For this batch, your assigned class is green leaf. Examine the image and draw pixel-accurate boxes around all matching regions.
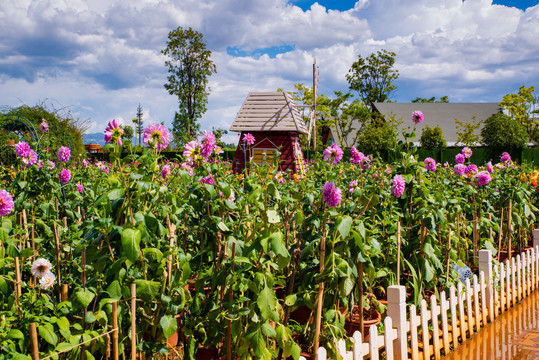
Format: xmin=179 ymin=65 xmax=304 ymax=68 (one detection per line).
xmin=85 ymin=311 xmax=97 ymax=324
xmin=284 ymin=294 xmax=297 ymax=307
xmin=121 ymin=228 xmax=141 ymax=263
xmin=261 ymin=322 xmax=277 ymax=338
xmin=75 ymin=290 xmax=95 ymax=309
xmin=6 ymin=329 xmax=24 ymax=340
xmin=336 ymin=215 xmax=353 ymax=240
xmin=57 ymin=316 xmax=71 ymax=340
xmin=257 ymin=286 xmax=278 ymax=321
xmin=106 ymin=280 xmax=122 ymax=300
xmin=134 ymin=279 xmax=160 ymax=302
xmin=38 ymin=323 xmax=59 ymax=346
xmin=160 ymin=315 xmax=178 ymax=339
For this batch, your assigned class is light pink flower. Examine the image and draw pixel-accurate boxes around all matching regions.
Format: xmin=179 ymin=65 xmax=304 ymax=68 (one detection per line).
xmin=412 ymin=110 xmax=424 ymax=124
xmin=15 ymin=142 xmax=32 ymax=158
xmin=31 ymin=258 xmax=53 ymax=277
xmin=143 ymin=123 xmax=171 ymax=150
xmin=349 ymin=180 xmax=359 ymax=193
xmin=475 ymin=171 xmax=492 ymax=186
xmin=76 ymin=183 xmax=84 ymax=193
xmin=162 ymin=164 xmax=171 ymax=179
xmin=274 ymin=172 xmax=286 ymax=184
xmin=462 ymin=147 xmax=472 ymax=159
xmin=39 ymin=272 xmax=56 ymax=290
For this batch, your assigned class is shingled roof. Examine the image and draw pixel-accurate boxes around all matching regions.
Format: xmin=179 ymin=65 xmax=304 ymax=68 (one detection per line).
xmin=230 ymin=92 xmax=309 ymax=135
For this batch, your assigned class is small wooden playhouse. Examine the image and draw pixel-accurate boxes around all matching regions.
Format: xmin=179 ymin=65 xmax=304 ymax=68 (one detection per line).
xmin=230 ymin=91 xmax=308 ymax=175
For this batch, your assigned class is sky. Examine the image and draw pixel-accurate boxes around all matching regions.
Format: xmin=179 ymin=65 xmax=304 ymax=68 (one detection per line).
xmin=1 ymin=0 xmax=538 ymax=145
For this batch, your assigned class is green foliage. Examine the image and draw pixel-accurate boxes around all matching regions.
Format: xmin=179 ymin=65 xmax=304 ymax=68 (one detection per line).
xmin=355 ymin=114 xmax=399 ymax=151
xmin=420 ymin=125 xmax=447 ymax=149
xmin=411 ymin=96 xmax=449 ymax=103
xmin=329 ymin=92 xmax=371 ymax=149
xmin=455 ymin=116 xmax=481 ymax=147
xmin=346 ymin=49 xmax=399 ymax=109
xmin=1 ymin=104 xmax=87 ymax=164
xmin=499 ymin=85 xmax=538 ymax=141
xmin=481 ymin=112 xmax=528 ymax=148
xmin=162 ymin=26 xmax=216 ymax=147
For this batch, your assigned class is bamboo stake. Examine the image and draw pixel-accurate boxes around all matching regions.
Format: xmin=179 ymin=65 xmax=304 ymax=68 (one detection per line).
xmin=166 ymin=214 xmax=176 ymax=288
xmin=445 ymin=229 xmax=453 ymax=282
xmin=29 ymin=323 xmax=39 ymax=360
xmin=396 ymin=220 xmax=401 ymax=285
xmin=507 ymin=200 xmax=513 ymax=261
xmin=112 ymin=302 xmax=119 ymax=360
xmin=419 ymin=223 xmax=427 ymax=258
xmin=357 ymin=261 xmax=364 ymax=338
xmin=488 ymin=213 xmax=493 ymax=243
xmin=226 ymin=242 xmax=236 ymax=360
xmin=22 ymin=209 xmax=29 ymax=248
xmin=473 ymin=209 xmax=478 ymax=260
xmin=457 ymin=214 xmax=461 ymax=259
xmin=313 ymin=218 xmax=327 ymax=360
xmin=497 ymin=208 xmax=504 ymax=259
xmin=61 ymin=284 xmax=68 ymax=302
xmin=14 ymin=257 xmax=21 ymax=312
xmin=53 ymin=224 xmax=62 ymax=300
xmin=131 ymin=283 xmax=136 ymax=360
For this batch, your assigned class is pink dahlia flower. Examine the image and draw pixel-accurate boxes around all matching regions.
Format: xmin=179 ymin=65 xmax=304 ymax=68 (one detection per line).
xmin=0 ymin=190 xmax=15 ymax=217
xmin=143 ymin=123 xmax=171 ymax=150
xmin=464 ymin=164 xmax=478 ymax=175
xmin=58 ymin=146 xmax=71 ymax=163
xmin=162 ymin=164 xmax=171 ymax=180
xmin=391 ymin=175 xmax=406 ymax=198
xmin=31 ymin=258 xmax=53 ymax=277
xmin=214 ymin=146 xmax=224 ymax=155
xmin=462 ymin=147 xmax=472 ymax=159
xmin=76 ymin=183 xmax=84 ymax=193
xmin=455 ymin=153 xmax=465 ymax=164
xmin=15 ymin=141 xmax=32 ymax=158
xmin=454 ymin=164 xmax=466 ymax=176
xmin=243 ymin=133 xmax=255 ymax=145
xmin=199 ymin=174 xmax=214 ymax=185
xmin=322 ymin=181 xmax=342 ymax=207
xmin=274 ymin=172 xmax=286 ymax=184
xmin=500 ymin=152 xmax=511 ymax=163
xmin=180 ymin=162 xmax=194 ymax=176
xmin=350 ymin=147 xmax=364 ymax=164
xmin=475 ymin=171 xmax=492 ymax=186
xmin=349 ymin=180 xmax=359 ymax=193
xmin=323 ymin=143 xmax=344 ymax=165
xmin=412 ymin=110 xmax=424 ymax=124
xmin=424 ymin=157 xmax=436 ymax=172
xmin=104 ymin=118 xmax=124 ymax=146
xmin=201 ymin=131 xmax=215 ymax=159
xmin=59 ymin=169 xmax=71 ymax=184
xmin=486 ymin=161 xmax=493 ymax=174
xmin=40 ymin=119 xmax=49 ymax=132
xmin=22 ymin=150 xmax=38 ymax=167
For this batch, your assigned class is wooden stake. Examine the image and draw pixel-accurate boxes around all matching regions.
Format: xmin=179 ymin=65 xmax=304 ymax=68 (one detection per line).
xmin=61 ymin=284 xmax=68 ymax=302
xmin=473 ymin=209 xmax=478 ymax=260
xmin=226 ymin=242 xmax=236 ymax=360
xmin=53 ymin=224 xmax=62 ymax=300
xmin=166 ymin=214 xmax=176 ymax=288
xmin=29 ymin=323 xmax=39 ymax=360
xmin=112 ymin=302 xmax=119 ymax=360
xmin=445 ymin=229 xmax=453 ymax=282
xmin=14 ymin=257 xmax=21 ymax=311
xmin=396 ymin=220 xmax=401 ymax=285
xmin=497 ymin=208 xmax=504 ymax=259
xmin=357 ymin=261 xmax=364 ymax=338
xmin=131 ymin=283 xmax=136 ymax=360
xmin=313 ymin=218 xmax=327 ymax=360
xmin=488 ymin=213 xmax=493 ymax=243
xmin=419 ymin=223 xmax=427 ymax=258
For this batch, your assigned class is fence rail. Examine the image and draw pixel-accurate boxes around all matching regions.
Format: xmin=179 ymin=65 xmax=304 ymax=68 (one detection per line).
xmin=307 ymin=237 xmax=539 ymax=360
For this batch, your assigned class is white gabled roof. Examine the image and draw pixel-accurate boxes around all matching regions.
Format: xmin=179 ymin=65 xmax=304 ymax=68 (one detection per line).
xmin=230 ymin=92 xmax=309 ymax=134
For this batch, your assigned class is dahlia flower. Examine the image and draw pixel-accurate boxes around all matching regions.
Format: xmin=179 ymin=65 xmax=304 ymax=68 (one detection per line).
xmin=15 ymin=142 xmax=32 ymax=158
xmin=243 ymin=133 xmax=255 ymax=145
xmin=323 ymin=143 xmax=344 ymax=165
xmin=500 ymin=152 xmax=511 ymax=164
xmin=349 ymin=180 xmax=359 ymax=193
xmin=40 ymin=119 xmax=49 ymax=132
xmin=22 ymin=150 xmax=37 ymax=167
xmin=104 ymin=118 xmax=124 ymax=146
xmin=464 ymin=164 xmax=478 ymax=175
xmin=454 ymin=164 xmax=466 ymax=176
xmin=59 ymin=169 xmax=71 ymax=184
xmin=162 ymin=164 xmax=171 ymax=179
xmin=143 ymin=123 xmax=171 ymax=151
xmin=462 ymin=147 xmax=472 ymax=159
xmin=424 ymin=157 xmax=436 ymax=172
xmin=391 ymin=175 xmax=406 ymax=198
xmin=39 ymin=272 xmax=56 ymax=290
xmin=31 ymin=258 xmax=53 ymax=277
xmin=475 ymin=171 xmax=492 ymax=186
xmin=322 ymin=181 xmax=342 ymax=207
xmin=350 ymin=147 xmax=364 ymax=164
xmin=455 ymin=153 xmax=465 ymax=164
xmin=201 ymin=131 xmax=215 ymax=159
xmin=412 ymin=110 xmax=424 ymax=124
xmin=0 ymin=190 xmax=15 ymax=217
xmin=58 ymin=146 xmax=71 ymax=163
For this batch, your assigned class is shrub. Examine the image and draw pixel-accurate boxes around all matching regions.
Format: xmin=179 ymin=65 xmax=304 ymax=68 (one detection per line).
xmin=420 ymin=125 xmax=447 ymax=149
xmin=356 ymin=115 xmax=399 ymax=151
xmin=481 ymin=112 xmax=528 ymax=148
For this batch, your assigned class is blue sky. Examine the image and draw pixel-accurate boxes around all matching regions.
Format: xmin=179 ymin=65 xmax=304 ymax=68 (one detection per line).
xmin=0 ymin=0 xmax=538 ymax=145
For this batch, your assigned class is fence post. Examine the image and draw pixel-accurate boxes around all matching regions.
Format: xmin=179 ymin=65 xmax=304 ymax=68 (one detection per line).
xmin=387 ymin=285 xmax=407 ymax=360
xmin=478 ymin=249 xmax=494 ymax=322
xmin=534 ymin=229 xmax=539 ymax=249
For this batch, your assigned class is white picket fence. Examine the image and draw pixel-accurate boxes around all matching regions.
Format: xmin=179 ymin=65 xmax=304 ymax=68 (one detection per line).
xmin=305 ymin=236 xmax=539 ymax=360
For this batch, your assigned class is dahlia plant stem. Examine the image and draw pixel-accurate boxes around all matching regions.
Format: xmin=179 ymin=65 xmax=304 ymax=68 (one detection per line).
xmin=313 ymin=214 xmax=327 ymax=360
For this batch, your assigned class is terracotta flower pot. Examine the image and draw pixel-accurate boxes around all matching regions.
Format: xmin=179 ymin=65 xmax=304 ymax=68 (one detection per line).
xmin=344 ymin=306 xmax=381 ymax=339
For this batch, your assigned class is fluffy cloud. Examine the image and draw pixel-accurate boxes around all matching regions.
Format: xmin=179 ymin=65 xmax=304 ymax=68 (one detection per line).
xmin=0 ymin=0 xmax=538 ymax=144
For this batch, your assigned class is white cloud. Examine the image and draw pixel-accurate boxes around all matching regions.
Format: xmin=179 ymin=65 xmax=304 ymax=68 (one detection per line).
xmin=0 ymin=0 xmax=538 ymax=145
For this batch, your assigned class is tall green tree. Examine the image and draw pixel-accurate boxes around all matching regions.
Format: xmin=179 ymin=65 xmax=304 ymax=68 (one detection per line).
xmin=346 ymin=49 xmax=399 ymax=110
xmin=499 ymin=85 xmax=538 ymax=141
xmin=411 ymin=96 xmax=449 ymax=103
xmin=162 ymin=26 xmax=216 ymax=147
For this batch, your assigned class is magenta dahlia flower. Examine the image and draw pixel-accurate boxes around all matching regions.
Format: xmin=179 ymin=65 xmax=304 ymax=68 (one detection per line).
xmin=199 ymin=174 xmax=214 ymax=185
xmin=464 ymin=164 xmax=478 ymax=175
xmin=486 ymin=161 xmax=493 ymax=174
xmin=323 ymin=143 xmax=344 ymax=165
xmin=162 ymin=164 xmax=171 ymax=180
xmin=424 ymin=157 xmax=436 ymax=172
xmin=350 ymin=147 xmax=364 ymax=164
xmin=40 ymin=119 xmax=49 ymax=132
xmin=462 ymin=147 xmax=472 ymax=159
xmin=76 ymin=183 xmax=84 ymax=193
xmin=22 ymin=150 xmax=38 ymax=167
xmin=201 ymin=131 xmax=215 ymax=159
xmin=475 ymin=171 xmax=492 ymax=186
xmin=412 ymin=110 xmax=424 ymax=124
xmin=454 ymin=164 xmax=466 ymax=176
xmin=349 ymin=180 xmax=359 ymax=193
xmin=322 ymin=181 xmax=342 ymax=207
xmin=391 ymin=175 xmax=406 ymax=198
xmin=15 ymin=141 xmax=32 ymax=158
xmin=143 ymin=123 xmax=171 ymax=151
xmin=58 ymin=146 xmax=71 ymax=163
xmin=0 ymin=190 xmax=15 ymax=217
xmin=104 ymin=118 xmax=124 ymax=146
xmin=455 ymin=153 xmax=465 ymax=164
xmin=59 ymin=169 xmax=71 ymax=184
xmin=243 ymin=133 xmax=255 ymax=145
xmin=500 ymin=152 xmax=511 ymax=163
